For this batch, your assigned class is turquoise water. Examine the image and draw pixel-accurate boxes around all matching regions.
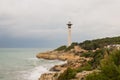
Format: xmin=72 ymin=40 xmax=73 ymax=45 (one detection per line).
xmin=0 ymin=48 xmax=64 ymax=80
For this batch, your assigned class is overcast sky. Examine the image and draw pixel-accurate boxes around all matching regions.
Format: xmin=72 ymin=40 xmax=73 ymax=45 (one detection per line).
xmin=0 ymin=0 xmax=120 ymax=48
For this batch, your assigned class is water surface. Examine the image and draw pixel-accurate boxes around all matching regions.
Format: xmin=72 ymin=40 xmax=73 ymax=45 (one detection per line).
xmin=0 ymin=48 xmax=64 ymax=80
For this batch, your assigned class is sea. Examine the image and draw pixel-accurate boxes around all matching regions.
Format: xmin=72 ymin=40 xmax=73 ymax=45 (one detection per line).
xmin=0 ymin=48 xmax=65 ymax=80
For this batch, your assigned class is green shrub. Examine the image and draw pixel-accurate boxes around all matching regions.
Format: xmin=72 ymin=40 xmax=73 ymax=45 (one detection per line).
xmin=55 ymin=42 xmax=78 ymax=51
xmin=58 ymin=67 xmax=77 ymax=80
xmin=55 ymin=45 xmax=67 ymax=51
xmin=86 ymin=50 xmax=120 ymax=80
xmin=76 ymin=63 xmax=92 ymax=72
xmin=86 ymin=72 xmax=108 ymax=80
xmin=80 ymin=52 xmax=93 ymax=58
xmin=65 ymin=42 xmax=78 ymax=51
xmin=88 ymin=49 xmax=105 ymax=68
xmin=79 ymin=36 xmax=120 ymax=50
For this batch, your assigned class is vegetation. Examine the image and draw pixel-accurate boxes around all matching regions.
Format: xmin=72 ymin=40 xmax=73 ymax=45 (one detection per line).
xmin=58 ymin=49 xmax=120 ymax=80
xmin=76 ymin=62 xmax=93 ymax=72
xmin=55 ymin=36 xmax=120 ymax=80
xmin=64 ymin=42 xmax=78 ymax=51
xmin=79 ymin=36 xmax=120 ymax=50
xmin=86 ymin=50 xmax=120 ymax=80
xmin=81 ymin=49 xmax=105 ymax=68
xmin=55 ymin=42 xmax=78 ymax=51
xmin=55 ymin=45 xmax=67 ymax=51
xmin=56 ymin=36 xmax=120 ymax=51
xmin=58 ymin=67 xmax=77 ymax=80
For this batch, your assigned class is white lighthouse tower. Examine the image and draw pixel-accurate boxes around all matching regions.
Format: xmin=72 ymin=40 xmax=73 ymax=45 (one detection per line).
xmin=67 ymin=21 xmax=72 ymax=46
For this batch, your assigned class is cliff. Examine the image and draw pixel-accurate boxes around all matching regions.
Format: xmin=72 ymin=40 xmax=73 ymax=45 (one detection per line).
xmin=36 ymin=51 xmax=80 ymax=61
xmin=39 ymin=73 xmax=58 ymax=80
xmin=36 ymin=46 xmax=93 ymax=80
xmin=37 ymin=36 xmax=120 ymax=80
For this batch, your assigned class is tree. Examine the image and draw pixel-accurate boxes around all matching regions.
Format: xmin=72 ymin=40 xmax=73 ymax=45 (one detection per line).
xmin=86 ymin=50 xmax=120 ymax=80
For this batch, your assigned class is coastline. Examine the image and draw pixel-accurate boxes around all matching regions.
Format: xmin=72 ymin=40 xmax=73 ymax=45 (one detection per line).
xmin=36 ymin=46 xmax=92 ymax=80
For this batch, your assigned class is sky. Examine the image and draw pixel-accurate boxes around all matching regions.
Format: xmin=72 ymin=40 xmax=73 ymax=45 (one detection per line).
xmin=0 ymin=0 xmax=120 ymax=48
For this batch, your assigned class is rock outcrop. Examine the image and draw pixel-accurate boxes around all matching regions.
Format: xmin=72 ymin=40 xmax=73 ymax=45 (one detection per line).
xmin=39 ymin=73 xmax=58 ymax=80
xmin=75 ymin=70 xmax=100 ymax=80
xmin=36 ymin=47 xmax=93 ymax=80
xmin=36 ymin=51 xmax=80 ymax=61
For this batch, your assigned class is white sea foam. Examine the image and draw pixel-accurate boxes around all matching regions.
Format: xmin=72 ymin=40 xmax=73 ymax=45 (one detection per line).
xmin=23 ymin=59 xmax=66 ymax=80
xmin=19 ymin=66 xmax=48 ymax=80
xmin=27 ymin=66 xmax=49 ymax=80
xmin=0 ymin=48 xmax=57 ymax=80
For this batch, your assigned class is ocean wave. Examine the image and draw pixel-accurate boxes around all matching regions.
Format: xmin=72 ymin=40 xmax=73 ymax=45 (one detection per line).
xmin=19 ymin=65 xmax=49 ymax=80
xmin=19 ymin=58 xmax=66 ymax=80
xmin=27 ymin=66 xmax=49 ymax=80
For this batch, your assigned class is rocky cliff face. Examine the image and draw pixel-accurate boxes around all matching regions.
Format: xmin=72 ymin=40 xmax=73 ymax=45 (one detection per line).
xmin=39 ymin=73 xmax=59 ymax=80
xmin=36 ymin=46 xmax=92 ymax=80
xmin=75 ymin=70 xmax=100 ymax=80
xmin=36 ymin=51 xmax=80 ymax=61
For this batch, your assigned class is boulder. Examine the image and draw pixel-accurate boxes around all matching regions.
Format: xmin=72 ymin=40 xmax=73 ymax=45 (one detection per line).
xmin=39 ymin=73 xmax=57 ymax=80
xmin=50 ymin=64 xmax=67 ymax=72
xmin=36 ymin=51 xmax=80 ymax=61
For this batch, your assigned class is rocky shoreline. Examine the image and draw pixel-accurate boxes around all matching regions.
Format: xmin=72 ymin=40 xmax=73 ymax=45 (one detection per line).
xmin=36 ymin=46 xmax=96 ymax=80
xmin=36 ymin=51 xmax=80 ymax=61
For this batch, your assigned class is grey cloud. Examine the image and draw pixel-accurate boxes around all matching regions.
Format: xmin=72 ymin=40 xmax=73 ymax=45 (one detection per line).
xmin=0 ymin=0 xmax=120 ymax=47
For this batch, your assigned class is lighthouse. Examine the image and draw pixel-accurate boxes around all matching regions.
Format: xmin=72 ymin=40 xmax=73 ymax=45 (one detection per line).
xmin=67 ymin=21 xmax=72 ymax=46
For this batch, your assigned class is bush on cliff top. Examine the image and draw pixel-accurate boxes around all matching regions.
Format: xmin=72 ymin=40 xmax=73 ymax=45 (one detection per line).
xmin=76 ymin=62 xmax=93 ymax=72
xmin=86 ymin=50 xmax=120 ymax=80
xmin=81 ymin=49 xmax=105 ymax=69
xmin=58 ymin=67 xmax=77 ymax=80
xmin=55 ymin=42 xmax=78 ymax=51
xmin=55 ymin=45 xmax=67 ymax=51
xmin=79 ymin=36 xmax=120 ymax=50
